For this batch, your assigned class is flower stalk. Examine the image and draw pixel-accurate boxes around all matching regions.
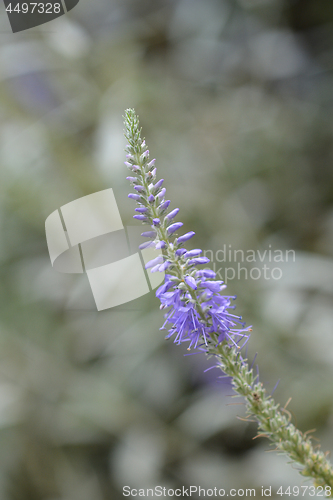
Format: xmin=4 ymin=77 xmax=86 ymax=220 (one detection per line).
xmin=123 ymin=108 xmax=333 ymax=493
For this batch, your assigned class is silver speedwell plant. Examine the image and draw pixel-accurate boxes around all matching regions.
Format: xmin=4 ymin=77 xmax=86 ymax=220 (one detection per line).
xmin=123 ymin=108 xmax=333 ymax=492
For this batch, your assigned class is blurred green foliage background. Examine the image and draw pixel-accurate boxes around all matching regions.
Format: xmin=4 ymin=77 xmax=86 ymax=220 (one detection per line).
xmin=0 ymin=0 xmax=333 ymax=498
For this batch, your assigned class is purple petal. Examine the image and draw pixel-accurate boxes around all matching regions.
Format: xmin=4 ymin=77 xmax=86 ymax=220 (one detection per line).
xmin=141 ymin=231 xmax=156 ymax=238
xmin=184 ymin=249 xmax=202 ymax=258
xmin=155 ymin=240 xmax=166 ymax=249
xmin=167 ymin=222 xmax=183 ymax=234
xmin=185 ymin=276 xmax=197 ymax=290
xmin=134 ymin=185 xmax=145 ymax=193
xmin=128 ymin=193 xmax=141 ymax=201
xmin=177 ymin=231 xmax=195 ymax=244
xmin=135 ymin=207 xmax=148 ymax=213
xmin=188 ymin=257 xmax=210 ymax=265
xmin=157 ymin=188 xmax=166 ymax=199
xmin=148 ymin=194 xmax=155 ymax=203
xmin=151 ymin=264 xmax=162 ymax=273
xmin=126 ymin=176 xmax=137 ymax=183
xmin=153 ymin=218 xmax=161 ymax=226
xmin=159 ymin=261 xmax=170 ymax=272
xmin=133 ymin=215 xmax=148 ymax=221
xmin=147 ymin=159 xmax=156 ymax=168
xmin=153 ymin=179 xmax=164 ymax=190
xmin=139 ymin=241 xmax=155 ymax=250
xmin=124 ymin=161 xmax=132 ymax=168
xmin=196 ymin=269 xmax=216 ymax=279
xmin=158 ymin=200 xmax=170 ymax=213
xmin=166 ymin=208 xmax=180 ymax=220
xmin=156 ymin=281 xmax=173 ymax=297
xmin=200 ymin=281 xmax=221 ymax=292
xmin=176 ymin=248 xmax=187 ymax=256
xmin=145 ymin=255 xmax=164 ymax=269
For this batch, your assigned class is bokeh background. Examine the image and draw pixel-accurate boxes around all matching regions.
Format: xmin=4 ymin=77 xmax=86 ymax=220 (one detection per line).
xmin=0 ymin=0 xmax=333 ymax=498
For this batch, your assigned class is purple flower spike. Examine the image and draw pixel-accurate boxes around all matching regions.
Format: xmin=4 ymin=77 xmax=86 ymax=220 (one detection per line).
xmin=148 ymin=194 xmax=155 ymax=203
xmin=176 ymin=248 xmax=187 ymax=257
xmin=135 ymin=207 xmax=148 ymax=213
xmin=177 ymin=232 xmax=195 ymax=244
xmin=184 ymin=249 xmax=202 ymax=258
xmin=134 ymin=185 xmax=145 ymax=193
xmin=157 ymin=188 xmax=166 ymax=199
xmin=167 ymin=222 xmax=183 ymax=235
xmin=185 ymin=276 xmax=197 ymax=290
xmin=166 ymin=208 xmax=180 ymax=220
xmin=142 ymin=231 xmax=156 ymax=238
xmin=139 ymin=241 xmax=155 ymax=250
xmin=153 ymin=218 xmax=161 ymax=226
xmin=200 ymin=281 xmax=221 ymax=293
xmin=128 ymin=193 xmax=141 ymax=201
xmin=145 ymin=255 xmax=164 ymax=269
xmin=134 ymin=215 xmax=148 ymax=221
xmin=155 ymin=240 xmax=166 ymax=249
xmin=188 ymin=257 xmax=210 ymax=265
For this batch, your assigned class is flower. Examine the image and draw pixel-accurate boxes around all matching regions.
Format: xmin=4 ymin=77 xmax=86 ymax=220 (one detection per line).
xmin=123 ymin=108 xmax=251 ymax=351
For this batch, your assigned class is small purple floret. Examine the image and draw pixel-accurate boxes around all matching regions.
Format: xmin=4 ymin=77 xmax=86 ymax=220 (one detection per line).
xmin=188 ymin=257 xmax=210 ymax=265
xmin=153 ymin=218 xmax=161 ymax=226
xmin=133 ymin=215 xmax=148 ymax=221
xmin=184 ymin=249 xmax=202 ymax=258
xmin=142 ymin=231 xmax=156 ymax=238
xmin=145 ymin=255 xmax=164 ymax=269
xmin=139 ymin=241 xmax=154 ymax=250
xmin=177 ymin=231 xmax=195 ymax=244
xmin=157 ymin=188 xmax=166 ymax=199
xmin=196 ymin=269 xmax=216 ymax=279
xmin=167 ymin=222 xmax=183 ymax=234
xmin=176 ymin=248 xmax=187 ymax=257
xmin=158 ymin=200 xmax=170 ymax=212
xmin=200 ymin=281 xmax=222 ymax=293
xmin=135 ymin=207 xmax=148 ymax=213
xmin=134 ymin=185 xmax=145 ymax=193
xmin=159 ymin=261 xmax=170 ymax=272
xmin=153 ymin=179 xmax=164 ymax=191
xmin=155 ymin=240 xmax=166 ymax=249
xmin=148 ymin=194 xmax=155 ymax=203
xmin=166 ymin=208 xmax=180 ymax=220
xmin=185 ymin=276 xmax=197 ymax=290
xmin=128 ymin=193 xmax=141 ymax=201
